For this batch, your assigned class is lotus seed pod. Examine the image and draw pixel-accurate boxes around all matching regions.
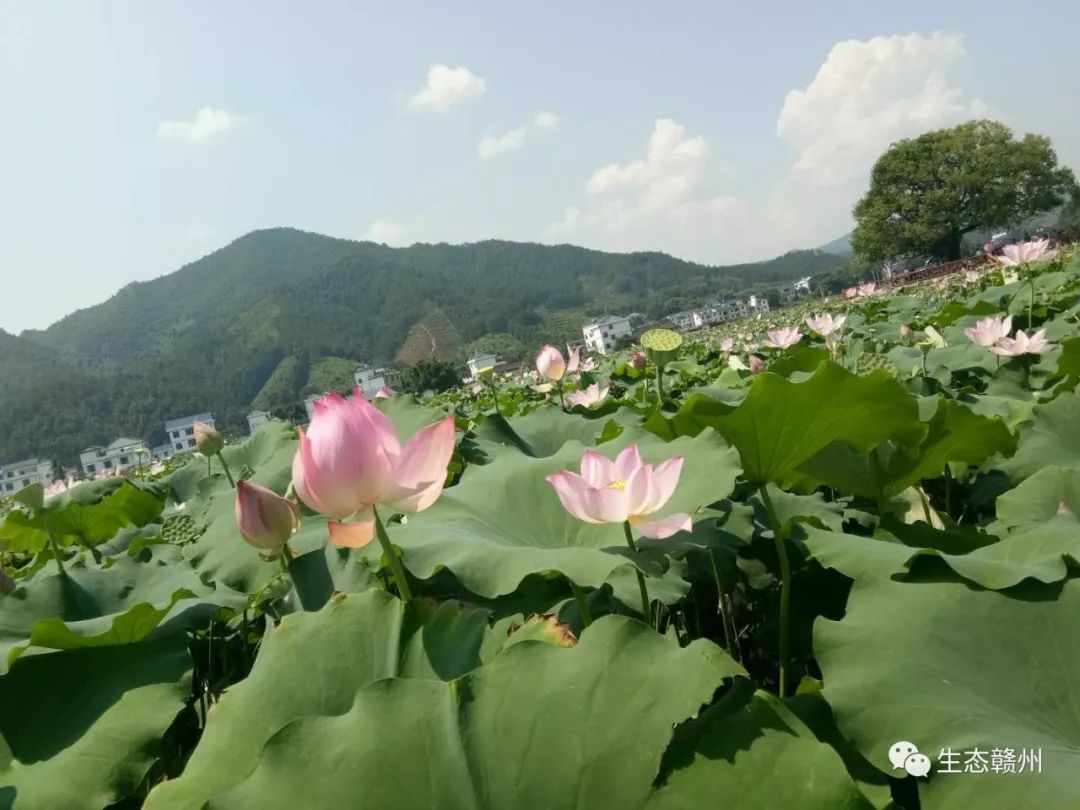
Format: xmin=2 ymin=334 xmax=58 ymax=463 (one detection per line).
xmin=640 ymin=328 xmax=683 ymax=367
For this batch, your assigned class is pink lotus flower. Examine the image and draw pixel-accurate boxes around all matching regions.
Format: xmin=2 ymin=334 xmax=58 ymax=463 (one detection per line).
xmin=964 ymin=269 xmax=984 ymax=284
xmin=194 ymin=421 xmax=224 ymax=456
xmin=990 ymin=329 xmax=1055 ymax=357
xmin=565 ymin=383 xmax=609 ymax=409
xmin=900 ymin=323 xmax=912 ymax=343
xmin=235 ymin=480 xmax=300 ymax=555
xmin=749 ymin=354 xmax=765 ymax=374
xmin=804 ymin=314 xmax=846 ymax=337
xmin=374 ymin=387 xmax=395 ymax=399
xmin=842 ymin=287 xmax=858 ymax=300
xmin=292 ymin=388 xmax=456 ymax=548
xmin=546 ymin=445 xmax=692 ymax=539
xmin=630 ymin=351 xmax=646 ymax=370
xmin=764 ymin=327 xmax=802 ymax=350
xmin=719 ymin=337 xmax=734 ymax=354
xmin=857 ymin=282 xmax=877 ymax=297
xmin=536 ymin=344 xmax=581 ymax=382
xmin=994 ymin=238 xmax=1059 ymax=266
xmin=44 ymin=475 xmax=76 ymax=501
xmin=964 ymin=314 xmax=1012 ymax=347
xmin=580 ymin=356 xmax=598 ymax=373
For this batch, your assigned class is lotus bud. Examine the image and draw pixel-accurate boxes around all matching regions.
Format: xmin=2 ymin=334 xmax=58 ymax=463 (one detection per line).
xmin=235 ymin=480 xmax=300 ymax=555
xmin=749 ymin=354 xmax=765 ymax=374
xmin=0 ymin=568 xmax=14 ymax=597
xmin=900 ymin=324 xmax=912 ymax=344
xmin=630 ymin=351 xmax=646 ymax=370
xmin=536 ymin=345 xmax=567 ymax=382
xmin=477 ymin=366 xmax=496 ymax=383
xmin=194 ymin=421 xmax=224 ymax=456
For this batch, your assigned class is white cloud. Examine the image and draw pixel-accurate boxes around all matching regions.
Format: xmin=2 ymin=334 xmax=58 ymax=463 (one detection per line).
xmin=478 ymin=126 xmax=528 ymax=159
xmin=364 ymin=219 xmax=410 ymax=246
xmin=408 ymin=64 xmax=487 ymax=112
xmin=534 ymin=111 xmax=560 ymax=130
xmin=777 ymin=33 xmax=988 ymax=186
xmin=157 ymin=107 xmax=237 ymax=144
xmin=549 ymin=33 xmax=990 ymax=263
xmin=477 ymin=110 xmax=561 ymax=160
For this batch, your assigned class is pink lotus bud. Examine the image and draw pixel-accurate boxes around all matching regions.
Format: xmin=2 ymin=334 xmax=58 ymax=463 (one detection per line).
xmin=235 ymin=480 xmax=300 ymax=554
xmin=194 ymin=421 xmax=224 ymax=456
xmin=1058 ymin=501 xmax=1073 ymax=516
xmin=630 ymin=351 xmax=646 ymax=370
xmin=536 ymin=345 xmax=568 ymax=382
xmin=749 ymin=355 xmax=765 ymax=374
xmin=374 ymin=387 xmax=395 ymax=399
xmin=900 ymin=324 xmax=912 ymax=343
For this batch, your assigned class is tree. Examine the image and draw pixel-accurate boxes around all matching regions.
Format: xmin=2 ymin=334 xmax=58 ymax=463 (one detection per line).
xmin=852 ymin=120 xmax=1077 ymax=262
xmin=400 ymin=360 xmax=461 ymax=395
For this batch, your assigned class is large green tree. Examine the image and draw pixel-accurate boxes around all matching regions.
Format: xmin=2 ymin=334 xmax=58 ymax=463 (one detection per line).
xmin=852 ymin=120 xmax=1077 ymax=261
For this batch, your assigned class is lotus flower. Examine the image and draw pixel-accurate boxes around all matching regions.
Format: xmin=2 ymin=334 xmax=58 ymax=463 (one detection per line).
xmin=749 ymin=354 xmax=765 ymax=374
xmin=565 ymin=383 xmax=609 ymax=409
xmin=994 ymin=238 xmax=1059 ymax=266
xmin=536 ymin=344 xmax=580 ymax=382
xmin=194 ymin=421 xmax=224 ymax=456
xmin=857 ymin=282 xmax=877 ymax=297
xmin=764 ymin=327 xmax=802 ymax=350
xmin=374 ymin=387 xmax=395 ymax=399
xmin=842 ymin=287 xmax=858 ymax=300
xmin=719 ymin=337 xmax=734 ymax=354
xmin=630 ymin=351 xmax=646 ymax=370
xmin=546 ymin=445 xmax=692 ymax=539
xmin=292 ymin=389 xmax=456 ymax=548
xmin=900 ymin=323 xmax=912 ymax=343
xmin=235 ymin=480 xmax=300 ymax=555
xmin=44 ymin=475 xmax=76 ymax=501
xmin=964 ymin=315 xmax=1012 ymax=347
xmin=990 ymin=329 xmax=1055 ymax=357
xmin=580 ymin=356 xmax=598 ymax=373
xmin=804 ymin=314 xmax=846 ymax=337
xmin=964 ymin=269 xmax=984 ymax=284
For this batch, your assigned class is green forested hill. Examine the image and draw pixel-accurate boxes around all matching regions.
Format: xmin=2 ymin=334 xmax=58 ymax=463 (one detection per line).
xmin=1 ymin=229 xmax=847 ymax=464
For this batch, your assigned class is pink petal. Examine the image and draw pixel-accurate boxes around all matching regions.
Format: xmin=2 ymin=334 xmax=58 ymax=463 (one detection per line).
xmin=382 ymin=416 xmax=457 ymax=513
xmin=624 ymin=463 xmax=656 ymax=516
xmin=633 ymin=513 xmax=693 ymax=539
xmin=580 ymin=450 xmax=617 ymax=487
xmin=646 ymin=457 xmax=684 ymax=512
xmin=292 ymin=428 xmax=365 ymax=520
xmin=614 ymin=444 xmax=644 ymax=481
xmin=546 ymin=471 xmax=600 ymax=523
xmin=536 ymin=345 xmax=566 ymax=381
xmin=580 ymin=485 xmax=630 ymax=524
xmin=567 ymin=345 xmax=581 ymax=375
xmin=328 ymin=507 xmax=376 ymax=548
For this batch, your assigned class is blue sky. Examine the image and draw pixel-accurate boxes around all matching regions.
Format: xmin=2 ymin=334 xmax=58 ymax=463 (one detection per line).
xmin=1 ymin=0 xmax=1077 ymax=332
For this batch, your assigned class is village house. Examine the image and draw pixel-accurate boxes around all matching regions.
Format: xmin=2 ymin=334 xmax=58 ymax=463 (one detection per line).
xmin=355 ymin=365 xmax=401 ymax=398
xmin=582 ymin=315 xmax=632 ymax=355
xmin=80 ymin=438 xmax=148 ymax=477
xmin=163 ymin=412 xmax=214 ymax=455
xmin=0 ymin=457 xmax=54 ymax=496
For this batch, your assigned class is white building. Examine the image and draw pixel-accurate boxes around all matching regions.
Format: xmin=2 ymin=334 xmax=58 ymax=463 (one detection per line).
xmin=0 ymin=457 xmax=54 ymax=496
xmin=667 ymin=300 xmax=749 ymax=332
xmin=582 ymin=315 xmax=632 ymax=355
xmin=80 ymin=438 xmax=148 ymax=477
xmin=466 ymin=353 xmax=499 ymax=378
xmin=247 ymin=410 xmax=272 ymax=433
xmin=164 ymin=412 xmax=214 ymax=455
xmin=793 ymin=276 xmax=812 ymax=294
xmin=355 ymin=366 xmax=400 ymax=399
xmin=747 ymin=295 xmax=771 ymax=317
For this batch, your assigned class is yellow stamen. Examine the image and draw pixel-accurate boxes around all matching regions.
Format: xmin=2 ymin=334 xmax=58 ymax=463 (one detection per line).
xmin=608 ymin=479 xmax=627 ymax=490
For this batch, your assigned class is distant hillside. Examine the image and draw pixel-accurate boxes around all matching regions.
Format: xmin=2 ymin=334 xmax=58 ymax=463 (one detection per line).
xmin=818 ymin=233 xmax=854 ymax=256
xmin=1 ymin=229 xmax=848 ymax=464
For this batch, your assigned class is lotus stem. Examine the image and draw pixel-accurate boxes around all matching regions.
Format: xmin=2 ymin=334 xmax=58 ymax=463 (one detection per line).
xmin=373 ymin=506 xmax=413 ymax=601
xmin=557 ymin=381 xmax=566 ymax=411
xmin=1028 ymin=276 xmax=1036 ymax=331
xmin=216 ymin=452 xmax=235 ymax=488
xmin=569 ymin=580 xmax=593 ymax=627
xmin=622 ymin=521 xmax=652 ymax=624
xmin=277 ymin=541 xmax=292 ymax=576
xmin=654 ymin=365 xmax=666 ymax=404
xmin=759 ymin=484 xmax=791 ymax=697
xmin=709 ymin=548 xmax=740 ymax=663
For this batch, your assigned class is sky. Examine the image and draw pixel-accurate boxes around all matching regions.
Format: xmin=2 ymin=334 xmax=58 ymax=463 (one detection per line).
xmin=1 ymin=0 xmax=1078 ymax=333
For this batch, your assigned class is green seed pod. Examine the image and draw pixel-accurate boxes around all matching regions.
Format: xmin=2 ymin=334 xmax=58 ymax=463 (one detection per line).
xmin=640 ymin=328 xmax=683 ymax=367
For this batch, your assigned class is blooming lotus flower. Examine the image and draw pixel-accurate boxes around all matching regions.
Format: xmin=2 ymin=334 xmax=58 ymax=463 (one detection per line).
xmin=719 ymin=337 xmax=734 ymax=354
xmin=565 ymin=383 xmax=609 ymax=409
xmin=194 ymin=421 xmax=224 ymax=456
xmin=630 ymin=351 xmax=646 ymax=370
xmin=374 ymin=387 xmax=395 ymax=399
xmin=994 ymin=238 xmax=1059 ymax=266
xmin=235 ymin=480 xmax=300 ymax=555
xmin=990 ymin=329 xmax=1055 ymax=357
xmin=842 ymin=287 xmax=858 ymax=300
xmin=536 ymin=344 xmax=580 ymax=382
xmin=857 ymin=282 xmax=877 ymax=297
xmin=580 ymin=356 xmax=598 ymax=373
xmin=964 ymin=315 xmax=1012 ymax=347
xmin=804 ymin=314 xmax=846 ymax=337
xmin=44 ymin=475 xmax=76 ymax=501
xmin=546 ymin=445 xmax=692 ymax=539
xmin=292 ymin=389 xmax=456 ymax=548
xmin=764 ymin=327 xmax=802 ymax=350
xmin=964 ymin=269 xmax=984 ymax=284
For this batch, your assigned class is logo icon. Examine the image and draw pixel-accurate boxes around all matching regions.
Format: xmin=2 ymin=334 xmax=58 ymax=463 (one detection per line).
xmin=889 ymin=741 xmax=931 ymax=778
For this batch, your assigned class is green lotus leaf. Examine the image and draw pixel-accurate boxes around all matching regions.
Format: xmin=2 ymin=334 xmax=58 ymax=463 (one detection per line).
xmin=375 ymin=426 xmax=739 ymax=598
xmin=187 ymin=615 xmax=741 ymax=809
xmin=0 ymin=634 xmax=191 ymax=810
xmin=470 ymin=405 xmax=627 ymax=460
xmin=648 ymin=362 xmax=926 ymax=485
xmin=794 ymin=397 xmax=1016 ymax=500
xmin=817 ymin=576 xmax=1080 ymax=809
xmin=1001 ymin=391 xmax=1080 ymax=481
xmin=993 ymin=466 xmax=1080 ymax=531
xmin=649 ymin=679 xmax=875 ymax=810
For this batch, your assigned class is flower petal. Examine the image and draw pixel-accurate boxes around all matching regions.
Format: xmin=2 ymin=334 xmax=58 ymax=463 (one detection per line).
xmin=613 ymin=445 xmax=644 ymax=481
xmin=580 ymin=450 xmax=617 ymax=487
xmin=328 ymin=508 xmax=376 ymax=548
xmin=382 ymin=416 xmax=456 ymax=513
xmin=546 ymin=471 xmax=601 ymax=523
xmin=645 ymin=457 xmax=684 ymax=512
xmin=624 ymin=463 xmax=656 ymax=516
xmin=634 ymin=513 xmax=693 ymax=539
xmin=581 ymin=485 xmax=630 ymax=524
xmin=292 ymin=427 xmax=363 ymax=520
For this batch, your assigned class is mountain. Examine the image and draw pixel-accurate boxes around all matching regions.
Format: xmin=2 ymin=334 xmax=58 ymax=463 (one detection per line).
xmin=1 ymin=229 xmax=849 ymax=465
xmin=818 ymin=233 xmax=854 ymax=256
